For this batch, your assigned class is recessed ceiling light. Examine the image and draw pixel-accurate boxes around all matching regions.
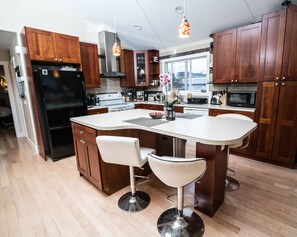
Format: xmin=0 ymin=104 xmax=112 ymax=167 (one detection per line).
xmin=175 ymin=6 xmax=184 ymax=13
xmin=133 ymin=24 xmax=142 ymax=30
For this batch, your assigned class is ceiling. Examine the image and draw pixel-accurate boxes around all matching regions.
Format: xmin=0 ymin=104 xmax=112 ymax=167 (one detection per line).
xmin=0 ymin=30 xmax=16 ymax=50
xmin=55 ymin=0 xmax=296 ymax=50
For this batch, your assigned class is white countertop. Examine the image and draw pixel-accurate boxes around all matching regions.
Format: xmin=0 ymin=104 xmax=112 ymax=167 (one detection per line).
xmin=87 ymin=102 xmax=255 ymax=113
xmin=71 ymin=109 xmax=257 ymax=146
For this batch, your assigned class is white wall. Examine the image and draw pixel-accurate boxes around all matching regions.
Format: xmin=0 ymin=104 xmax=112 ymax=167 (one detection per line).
xmin=0 ymin=50 xmax=10 ymax=61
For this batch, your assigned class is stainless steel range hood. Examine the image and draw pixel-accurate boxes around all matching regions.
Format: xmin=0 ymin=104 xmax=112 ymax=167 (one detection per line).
xmin=98 ymin=31 xmax=125 ymax=78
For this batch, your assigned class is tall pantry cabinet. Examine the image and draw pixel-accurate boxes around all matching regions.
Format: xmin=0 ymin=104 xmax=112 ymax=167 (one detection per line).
xmin=253 ymin=6 xmax=297 ymax=167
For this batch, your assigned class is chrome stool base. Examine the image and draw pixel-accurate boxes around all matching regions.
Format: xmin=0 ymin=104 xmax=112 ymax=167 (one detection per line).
xmin=157 ymin=208 xmax=204 ymax=237
xmin=225 ymin=176 xmax=240 ymax=192
xmin=118 ymin=191 xmax=150 ymax=212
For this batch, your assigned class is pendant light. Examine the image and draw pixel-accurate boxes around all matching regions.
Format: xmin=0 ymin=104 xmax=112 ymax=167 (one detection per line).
xmin=178 ymin=0 xmax=190 ymax=38
xmin=112 ymin=0 xmax=121 ymax=56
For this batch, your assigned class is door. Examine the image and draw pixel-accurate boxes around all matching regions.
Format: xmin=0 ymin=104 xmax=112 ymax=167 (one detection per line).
xmin=259 ymin=9 xmax=286 ymax=82
xmin=213 ymin=29 xmax=236 ymax=84
xmin=80 ymin=42 xmax=100 ymax=88
xmin=25 ymin=27 xmax=57 ymax=62
xmin=272 ymin=81 xmax=297 ymax=164
xmin=235 ymin=23 xmax=261 ymax=83
xmin=73 ymin=136 xmax=88 ymax=177
xmin=253 ymin=82 xmax=280 ymax=159
xmin=281 ymin=6 xmax=297 ymax=81
xmin=86 ymin=142 xmax=102 ymax=190
xmin=55 ymin=33 xmax=81 ymax=64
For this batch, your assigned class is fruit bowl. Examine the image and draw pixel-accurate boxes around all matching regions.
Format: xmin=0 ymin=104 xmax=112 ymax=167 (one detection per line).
xmin=149 ymin=111 xmax=164 ymax=119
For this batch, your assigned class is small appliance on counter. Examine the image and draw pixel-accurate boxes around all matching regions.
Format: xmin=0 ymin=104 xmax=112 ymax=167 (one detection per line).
xmin=187 ymin=97 xmax=208 ymax=104
xmin=227 ymin=91 xmax=256 ymax=108
xmin=136 ymin=91 xmax=144 ymax=101
xmin=211 ymin=91 xmax=222 ymax=105
xmin=86 ymin=93 xmax=96 ymax=107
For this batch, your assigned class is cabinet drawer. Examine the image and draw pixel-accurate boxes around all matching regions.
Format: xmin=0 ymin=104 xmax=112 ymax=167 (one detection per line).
xmin=72 ymin=123 xmax=97 ymax=143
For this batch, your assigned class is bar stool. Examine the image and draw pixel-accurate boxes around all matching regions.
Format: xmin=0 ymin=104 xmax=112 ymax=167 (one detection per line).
xmin=217 ymin=113 xmax=252 ymax=191
xmin=96 ymin=136 xmax=155 ymax=212
xmin=148 ymin=154 xmax=207 ymax=237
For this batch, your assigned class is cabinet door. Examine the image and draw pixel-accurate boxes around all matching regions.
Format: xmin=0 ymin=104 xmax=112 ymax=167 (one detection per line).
xmin=87 ymin=108 xmax=108 ymax=115
xmin=134 ymin=51 xmax=149 ymax=86
xmin=120 ymin=49 xmax=135 ymax=87
xmin=235 ymin=23 xmax=261 ymax=83
xmin=259 ymin=9 xmax=286 ymax=82
xmin=213 ymin=29 xmax=236 ymax=84
xmin=253 ymin=82 xmax=280 ymax=159
xmin=282 ymin=6 xmax=297 ymax=81
xmin=272 ymin=81 xmax=297 ymax=164
xmin=73 ymin=136 xmax=88 ymax=177
xmin=80 ymin=42 xmax=100 ymax=88
xmin=25 ymin=27 xmax=57 ymax=62
xmin=55 ymin=33 xmax=81 ymax=64
xmin=148 ymin=50 xmax=160 ymax=86
xmin=85 ymin=142 xmax=102 ymax=190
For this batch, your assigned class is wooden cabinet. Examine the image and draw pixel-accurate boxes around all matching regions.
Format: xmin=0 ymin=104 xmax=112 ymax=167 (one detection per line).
xmin=80 ymin=42 xmax=100 ymax=88
xmin=253 ymin=82 xmax=297 ymax=166
xmin=209 ymin=108 xmax=254 ymax=156
xmin=72 ymin=123 xmax=102 ymax=190
xmin=213 ymin=23 xmax=261 ymax=84
xmin=148 ymin=50 xmax=160 ymax=86
xmin=120 ymin=49 xmax=135 ymax=87
xmin=87 ymin=107 xmax=108 ymax=115
xmin=260 ymin=6 xmax=297 ymax=83
xmin=254 ymin=6 xmax=297 ymax=167
xmin=25 ymin=27 xmax=81 ymax=64
xmin=134 ymin=50 xmax=160 ymax=87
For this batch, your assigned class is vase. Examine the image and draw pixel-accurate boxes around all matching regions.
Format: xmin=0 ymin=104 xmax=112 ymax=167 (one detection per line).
xmin=165 ymin=106 xmax=176 ymax=121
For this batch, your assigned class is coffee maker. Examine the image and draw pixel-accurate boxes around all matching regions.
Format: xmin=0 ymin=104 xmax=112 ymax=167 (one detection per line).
xmin=86 ymin=93 xmax=96 ymax=106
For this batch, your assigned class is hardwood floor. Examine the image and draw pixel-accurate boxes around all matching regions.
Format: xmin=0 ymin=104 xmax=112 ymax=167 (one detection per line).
xmin=1 ymin=130 xmax=297 ymax=237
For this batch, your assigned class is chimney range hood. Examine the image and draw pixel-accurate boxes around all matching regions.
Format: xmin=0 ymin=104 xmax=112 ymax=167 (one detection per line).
xmin=98 ymin=31 xmax=125 ymax=78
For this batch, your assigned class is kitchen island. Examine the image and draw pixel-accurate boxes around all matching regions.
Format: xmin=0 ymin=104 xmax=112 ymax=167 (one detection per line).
xmin=71 ymin=109 xmax=257 ymax=216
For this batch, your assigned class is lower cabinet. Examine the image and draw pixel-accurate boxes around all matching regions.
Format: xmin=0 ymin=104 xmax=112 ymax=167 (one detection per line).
xmin=72 ymin=123 xmax=102 ymax=190
xmin=87 ymin=108 xmax=108 ymax=115
xmin=134 ymin=103 xmax=184 ymax=113
xmin=209 ymin=108 xmax=254 ymax=156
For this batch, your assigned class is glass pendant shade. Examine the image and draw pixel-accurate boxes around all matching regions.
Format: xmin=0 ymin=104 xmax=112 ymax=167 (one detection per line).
xmin=178 ymin=17 xmax=191 ymax=38
xmin=112 ymin=42 xmax=121 ymax=57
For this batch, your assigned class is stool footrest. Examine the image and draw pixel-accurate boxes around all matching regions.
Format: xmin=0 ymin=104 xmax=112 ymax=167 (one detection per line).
xmin=167 ymin=193 xmax=199 ymax=208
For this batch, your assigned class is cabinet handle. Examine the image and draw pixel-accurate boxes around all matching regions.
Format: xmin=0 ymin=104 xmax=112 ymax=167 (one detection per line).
xmin=235 ymin=79 xmax=238 ymax=83
xmin=231 ymin=80 xmax=234 ymax=83
xmin=80 ymin=139 xmax=86 ymax=144
xmin=79 ymin=131 xmax=84 ymax=134
xmin=59 ymin=58 xmax=63 ymax=62
xmin=282 ymin=82 xmax=286 ymax=86
xmin=54 ymin=58 xmax=58 ymax=61
xmin=275 ymin=82 xmax=279 ymax=86
xmin=282 ymin=77 xmax=285 ymax=80
xmin=275 ymin=77 xmax=279 ymax=80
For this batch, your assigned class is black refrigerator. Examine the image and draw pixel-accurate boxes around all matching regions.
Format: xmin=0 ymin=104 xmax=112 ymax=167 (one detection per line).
xmin=34 ymin=68 xmax=87 ymax=161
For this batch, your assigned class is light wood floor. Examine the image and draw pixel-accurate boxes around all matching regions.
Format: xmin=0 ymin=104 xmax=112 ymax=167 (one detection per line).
xmin=1 ymin=129 xmax=297 ymax=237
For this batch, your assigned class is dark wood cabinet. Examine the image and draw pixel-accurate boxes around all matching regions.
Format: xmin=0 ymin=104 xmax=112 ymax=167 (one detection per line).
xmin=235 ymin=23 xmax=261 ymax=83
xmin=254 ymin=6 xmax=297 ymax=167
xmin=120 ymin=49 xmax=135 ymax=87
xmin=25 ymin=27 xmax=81 ymax=64
xmin=80 ymin=42 xmax=100 ymax=88
xmin=213 ymin=29 xmax=236 ymax=84
xmin=134 ymin=50 xmax=159 ymax=87
xmin=213 ymin=23 xmax=261 ymax=84
xmin=87 ymin=107 xmax=108 ymax=115
xmin=253 ymin=82 xmax=297 ymax=166
xmin=72 ymin=123 xmax=102 ymax=190
xmin=209 ymin=108 xmax=254 ymax=156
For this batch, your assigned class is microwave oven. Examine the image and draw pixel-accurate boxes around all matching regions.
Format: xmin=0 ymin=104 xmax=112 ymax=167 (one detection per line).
xmin=227 ymin=91 xmax=256 ymax=108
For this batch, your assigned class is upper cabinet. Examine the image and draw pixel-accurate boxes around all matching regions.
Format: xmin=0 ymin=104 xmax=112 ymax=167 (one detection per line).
xmin=80 ymin=42 xmax=100 ymax=88
xmin=120 ymin=49 xmax=135 ymax=87
xmin=260 ymin=6 xmax=297 ymax=82
xmin=213 ymin=23 xmax=261 ymax=84
xmin=134 ymin=50 xmax=149 ymax=86
xmin=25 ymin=27 xmax=81 ymax=64
xmin=133 ymin=50 xmax=160 ymax=87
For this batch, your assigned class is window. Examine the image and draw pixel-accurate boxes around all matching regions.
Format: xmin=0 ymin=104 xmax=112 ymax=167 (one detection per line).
xmin=162 ymin=52 xmax=210 ymax=92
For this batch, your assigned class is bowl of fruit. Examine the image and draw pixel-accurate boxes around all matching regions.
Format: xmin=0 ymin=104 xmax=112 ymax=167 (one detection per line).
xmin=149 ymin=111 xmax=164 ymax=119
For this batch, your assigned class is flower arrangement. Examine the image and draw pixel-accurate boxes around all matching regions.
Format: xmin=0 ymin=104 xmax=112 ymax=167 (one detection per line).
xmin=159 ymin=73 xmax=179 ymax=108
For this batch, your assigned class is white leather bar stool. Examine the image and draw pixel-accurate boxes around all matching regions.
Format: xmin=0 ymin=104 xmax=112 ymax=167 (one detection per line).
xmin=148 ymin=154 xmax=207 ymax=237
xmin=217 ymin=113 xmax=252 ymax=191
xmin=96 ymin=136 xmax=155 ymax=212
